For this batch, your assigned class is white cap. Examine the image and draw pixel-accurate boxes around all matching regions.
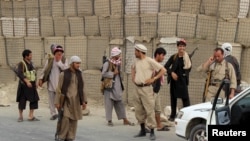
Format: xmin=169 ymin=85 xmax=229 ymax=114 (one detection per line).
xmin=134 ymin=44 xmax=147 ymax=53
xmin=69 ymin=56 xmax=81 ymax=64
xmin=221 ymin=43 xmax=232 ymax=57
xmin=111 ymin=47 xmax=121 ymax=57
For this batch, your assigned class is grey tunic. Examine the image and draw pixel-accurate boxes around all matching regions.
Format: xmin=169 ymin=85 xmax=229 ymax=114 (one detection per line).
xmin=102 ymin=61 xmax=123 ymax=101
xmin=101 ymin=61 xmax=126 ymax=121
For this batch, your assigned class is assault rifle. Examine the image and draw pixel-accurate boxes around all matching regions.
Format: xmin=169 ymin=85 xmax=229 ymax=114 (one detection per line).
xmin=189 ymin=47 xmax=198 ymax=58
xmin=55 ymin=94 xmax=66 ymax=140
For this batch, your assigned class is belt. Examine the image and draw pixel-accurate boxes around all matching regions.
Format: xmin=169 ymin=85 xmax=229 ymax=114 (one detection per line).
xmin=210 ymin=83 xmax=220 ymax=87
xmin=135 ymin=83 xmax=151 ymax=87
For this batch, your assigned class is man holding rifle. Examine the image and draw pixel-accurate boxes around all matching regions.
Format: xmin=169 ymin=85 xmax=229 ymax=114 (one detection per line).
xmin=197 ymin=48 xmax=237 ymax=102
xmin=54 ymin=56 xmax=87 ymax=141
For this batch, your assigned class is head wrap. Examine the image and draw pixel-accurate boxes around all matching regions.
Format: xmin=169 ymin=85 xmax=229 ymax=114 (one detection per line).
xmin=69 ymin=56 xmax=81 ymax=64
xmin=111 ymin=47 xmax=121 ymax=57
xmin=221 ymin=43 xmax=232 ymax=57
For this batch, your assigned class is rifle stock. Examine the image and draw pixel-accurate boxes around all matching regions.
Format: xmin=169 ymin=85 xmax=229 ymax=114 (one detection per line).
xmin=203 ymin=71 xmax=211 ymax=102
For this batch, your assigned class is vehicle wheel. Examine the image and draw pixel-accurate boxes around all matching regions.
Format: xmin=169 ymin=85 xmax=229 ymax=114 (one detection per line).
xmin=188 ymin=124 xmax=206 ymax=141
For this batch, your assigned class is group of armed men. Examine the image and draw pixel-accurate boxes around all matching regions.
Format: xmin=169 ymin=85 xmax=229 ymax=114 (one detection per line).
xmin=14 ymin=40 xmax=241 ymax=141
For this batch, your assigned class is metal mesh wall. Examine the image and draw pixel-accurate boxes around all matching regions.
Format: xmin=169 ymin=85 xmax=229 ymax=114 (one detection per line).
xmin=180 ymin=0 xmax=201 ymax=14
xmin=188 ymin=78 xmax=205 ymax=104
xmin=216 ymin=18 xmax=238 ymax=42
xmin=140 ymin=0 xmax=159 ymax=14
xmin=177 ymin=13 xmax=197 ymax=38
xmin=68 ymin=17 xmax=84 ymax=36
xmin=40 ymin=16 xmax=54 ymax=37
xmin=0 ymin=68 xmax=15 ymax=83
xmin=200 ymin=0 xmax=219 ymax=16
xmin=111 ymin=0 xmax=123 ymax=16
xmin=25 ymin=0 xmax=39 ymax=18
xmin=218 ymin=0 xmax=239 ymax=18
xmin=159 ymin=0 xmax=180 ymax=13
xmin=76 ymin=0 xmax=93 ymax=16
xmin=39 ymin=0 xmax=52 ymax=16
xmin=24 ymin=37 xmax=43 ymax=67
xmin=52 ymin=0 xmax=64 ymax=17
xmin=5 ymin=37 xmax=25 ymax=66
xmin=1 ymin=17 xmax=14 ymax=37
xmin=125 ymin=0 xmax=139 ymax=15
xmin=65 ymin=36 xmax=87 ymax=70
xmin=27 ymin=18 xmax=40 ymax=36
xmin=83 ymin=70 xmax=103 ymax=98
xmin=240 ymin=47 xmax=250 ymax=83
xmin=196 ymin=14 xmax=217 ymax=40
xmin=236 ymin=18 xmax=250 ymax=46
xmin=0 ymin=37 xmax=6 ymax=66
xmin=84 ymin=16 xmax=99 ymax=36
xmin=87 ymin=36 xmax=109 ymax=70
xmin=157 ymin=12 xmax=178 ymax=38
xmin=94 ymin=0 xmax=110 ymax=16
xmin=98 ymin=16 xmax=110 ymax=37
xmin=140 ymin=14 xmax=157 ymax=38
xmin=0 ymin=0 xmax=13 ymax=17
xmin=64 ymin=0 xmax=77 ymax=17
xmin=125 ymin=38 xmax=135 ymax=74
xmin=110 ymin=15 xmax=123 ymax=38
xmin=126 ymin=73 xmax=136 ymax=106
xmin=13 ymin=0 xmax=25 ymax=17
xmin=53 ymin=17 xmax=69 ymax=36
xmin=238 ymin=0 xmax=249 ymax=18
xmin=124 ymin=15 xmax=140 ymax=36
xmin=13 ymin=18 xmax=26 ymax=37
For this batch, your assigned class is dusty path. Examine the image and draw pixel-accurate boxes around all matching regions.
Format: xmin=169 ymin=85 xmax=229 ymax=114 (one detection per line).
xmin=0 ymin=82 xmax=185 ymax=141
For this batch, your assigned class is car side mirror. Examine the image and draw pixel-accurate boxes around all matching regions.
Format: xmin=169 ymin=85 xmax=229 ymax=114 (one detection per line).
xmin=211 ymin=97 xmax=223 ymax=104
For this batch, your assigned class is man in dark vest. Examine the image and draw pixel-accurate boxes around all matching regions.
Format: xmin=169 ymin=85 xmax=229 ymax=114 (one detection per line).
xmin=54 ymin=56 xmax=87 ymax=141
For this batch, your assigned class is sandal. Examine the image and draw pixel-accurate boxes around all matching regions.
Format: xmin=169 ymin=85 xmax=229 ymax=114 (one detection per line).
xmin=28 ymin=117 xmax=40 ymax=121
xmin=17 ymin=117 xmax=23 ymax=122
xmin=108 ymin=121 xmax=114 ymax=126
xmin=157 ymin=126 xmax=170 ymax=131
xmin=124 ymin=121 xmax=135 ymax=126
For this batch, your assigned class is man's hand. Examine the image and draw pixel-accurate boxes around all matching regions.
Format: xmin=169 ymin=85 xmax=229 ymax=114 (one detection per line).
xmin=82 ymin=103 xmax=87 ymax=110
xmin=38 ymin=79 xmax=43 ymax=87
xmin=171 ymin=72 xmax=178 ymax=81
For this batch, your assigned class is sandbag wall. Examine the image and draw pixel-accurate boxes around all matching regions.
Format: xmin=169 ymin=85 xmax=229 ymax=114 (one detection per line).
xmin=0 ymin=0 xmax=250 ymax=108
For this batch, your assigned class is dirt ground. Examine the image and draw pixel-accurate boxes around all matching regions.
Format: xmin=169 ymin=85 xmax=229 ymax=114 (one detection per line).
xmin=0 ymin=82 xmax=181 ymax=141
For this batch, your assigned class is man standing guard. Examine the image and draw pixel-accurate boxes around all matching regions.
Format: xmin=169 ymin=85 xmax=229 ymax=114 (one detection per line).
xmin=131 ymin=44 xmax=166 ymax=140
xmin=16 ymin=49 xmax=40 ymax=122
xmin=164 ymin=39 xmax=191 ymax=122
xmin=197 ymin=48 xmax=237 ymax=101
xmin=55 ymin=56 xmax=87 ymax=141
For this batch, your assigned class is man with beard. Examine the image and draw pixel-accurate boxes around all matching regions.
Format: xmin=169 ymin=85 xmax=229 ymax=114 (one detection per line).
xmin=55 ymin=56 xmax=87 ymax=141
xmin=131 ymin=44 xmax=166 ymax=140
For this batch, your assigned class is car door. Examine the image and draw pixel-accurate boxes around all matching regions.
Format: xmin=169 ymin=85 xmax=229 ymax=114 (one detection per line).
xmin=207 ymin=79 xmax=231 ymax=126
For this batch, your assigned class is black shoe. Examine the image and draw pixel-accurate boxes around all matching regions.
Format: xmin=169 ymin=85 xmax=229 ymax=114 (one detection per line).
xmin=134 ymin=131 xmax=146 ymax=138
xmin=149 ymin=133 xmax=156 ymax=140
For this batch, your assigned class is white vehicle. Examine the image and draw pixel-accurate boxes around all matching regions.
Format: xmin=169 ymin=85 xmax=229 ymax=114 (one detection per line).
xmin=175 ymin=79 xmax=250 ymax=141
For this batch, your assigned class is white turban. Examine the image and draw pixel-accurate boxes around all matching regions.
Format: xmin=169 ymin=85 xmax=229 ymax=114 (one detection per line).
xmin=69 ymin=56 xmax=81 ymax=64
